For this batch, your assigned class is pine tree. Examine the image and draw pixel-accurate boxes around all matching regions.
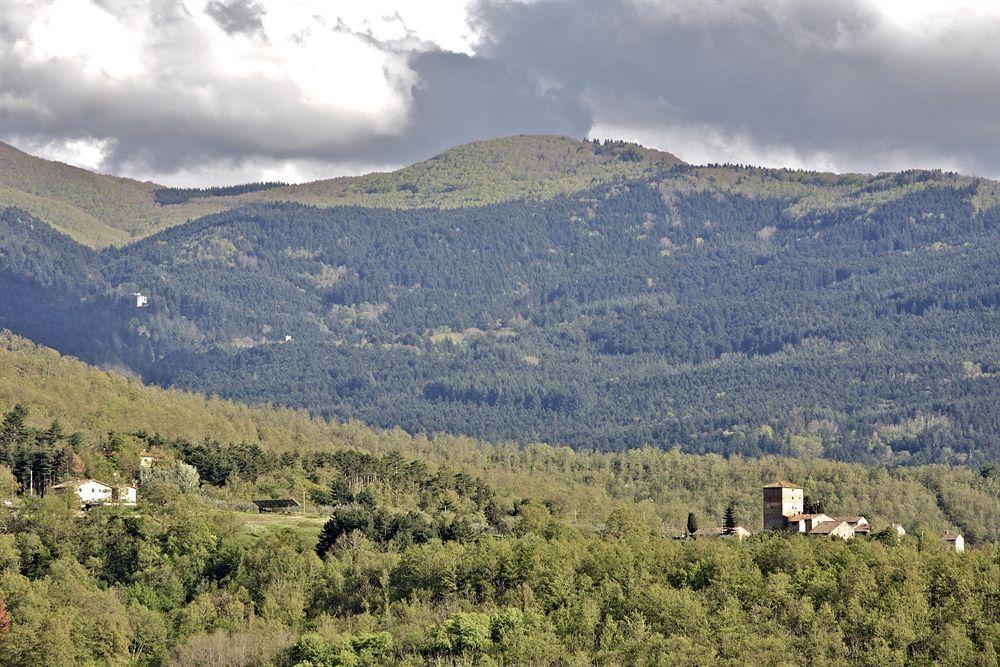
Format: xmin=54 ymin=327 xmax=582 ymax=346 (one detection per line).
xmin=723 ymin=503 xmax=737 ymax=531
xmin=687 ymin=512 xmax=698 ymax=535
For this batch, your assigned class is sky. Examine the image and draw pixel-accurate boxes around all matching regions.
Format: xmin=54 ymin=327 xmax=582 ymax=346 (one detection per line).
xmin=1 ymin=0 xmax=998 ymax=186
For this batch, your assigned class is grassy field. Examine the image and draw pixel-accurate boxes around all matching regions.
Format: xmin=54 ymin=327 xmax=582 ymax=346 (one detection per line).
xmin=241 ymin=511 xmax=328 ymax=540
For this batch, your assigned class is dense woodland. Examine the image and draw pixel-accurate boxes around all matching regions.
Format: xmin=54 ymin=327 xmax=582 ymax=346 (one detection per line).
xmin=1 ymin=162 xmax=997 ymax=464
xmin=1 ymin=374 xmax=998 ymax=665
xmin=153 ymin=182 xmax=289 ymax=206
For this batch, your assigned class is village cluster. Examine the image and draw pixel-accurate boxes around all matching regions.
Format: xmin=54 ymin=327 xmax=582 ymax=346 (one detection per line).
xmin=40 ymin=469 xmax=967 ymax=552
xmin=691 ymin=480 xmax=965 ymax=552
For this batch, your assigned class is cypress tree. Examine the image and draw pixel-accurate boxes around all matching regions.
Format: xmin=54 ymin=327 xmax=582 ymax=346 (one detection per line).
xmin=723 ymin=503 xmax=737 ymax=531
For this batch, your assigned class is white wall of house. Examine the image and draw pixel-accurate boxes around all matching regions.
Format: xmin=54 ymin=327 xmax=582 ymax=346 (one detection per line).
xmin=116 ymin=486 xmax=137 ymax=505
xmin=75 ymin=480 xmax=112 ymax=504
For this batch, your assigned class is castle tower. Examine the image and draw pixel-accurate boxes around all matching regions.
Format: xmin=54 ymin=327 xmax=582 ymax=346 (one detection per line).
xmin=763 ymin=480 xmax=804 ymax=530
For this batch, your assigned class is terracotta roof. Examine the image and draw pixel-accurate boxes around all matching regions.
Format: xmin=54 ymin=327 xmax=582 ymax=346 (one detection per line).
xmin=786 ymin=513 xmax=831 ymax=521
xmin=942 ymin=532 xmax=962 ymax=542
xmin=809 ymin=520 xmax=851 ymax=535
xmin=763 ymin=480 xmax=802 ymax=489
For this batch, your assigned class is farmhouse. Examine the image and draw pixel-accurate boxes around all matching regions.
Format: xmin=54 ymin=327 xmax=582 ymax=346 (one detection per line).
xmin=763 ymin=481 xmax=872 ymax=540
xmin=51 ymin=479 xmax=112 ymax=505
xmin=50 ymin=478 xmax=137 ymax=507
xmin=942 ymin=532 xmax=965 ymax=553
xmin=139 ymin=451 xmax=161 ymax=468
xmin=809 ymin=520 xmax=855 ymax=540
xmin=833 ymin=516 xmax=871 ymax=536
xmin=115 ymin=484 xmax=138 ymax=505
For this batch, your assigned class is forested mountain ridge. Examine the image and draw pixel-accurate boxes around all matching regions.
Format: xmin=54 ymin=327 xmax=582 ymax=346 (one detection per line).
xmin=0 ymin=136 xmax=681 ymax=247
xmin=2 ymin=159 xmax=998 ymax=465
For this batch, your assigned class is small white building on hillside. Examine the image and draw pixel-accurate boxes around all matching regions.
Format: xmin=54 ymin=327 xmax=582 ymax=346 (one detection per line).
xmin=115 ymin=484 xmax=137 ymax=505
xmin=942 ymin=532 xmax=965 ymax=553
xmin=809 ymin=520 xmax=855 ymax=540
xmin=51 ymin=479 xmax=112 ymax=505
xmin=51 ymin=479 xmax=137 ymax=507
xmin=139 ymin=451 xmax=161 ymax=469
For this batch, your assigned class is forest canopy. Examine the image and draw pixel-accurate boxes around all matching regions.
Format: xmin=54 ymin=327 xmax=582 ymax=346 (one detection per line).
xmin=0 ymin=340 xmax=996 ymax=665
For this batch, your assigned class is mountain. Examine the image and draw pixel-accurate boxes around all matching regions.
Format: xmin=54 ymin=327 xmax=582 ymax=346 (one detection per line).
xmin=0 ymin=136 xmax=681 ymax=247
xmin=2 ymin=148 xmax=998 ymax=465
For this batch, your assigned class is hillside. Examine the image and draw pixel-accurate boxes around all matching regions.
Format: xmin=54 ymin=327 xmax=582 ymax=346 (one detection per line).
xmin=2 ymin=330 xmax=997 ymax=540
xmin=2 ymin=161 xmax=997 ymax=464
xmin=2 ymin=331 xmax=997 ymax=664
xmin=0 ymin=136 xmax=681 ymax=247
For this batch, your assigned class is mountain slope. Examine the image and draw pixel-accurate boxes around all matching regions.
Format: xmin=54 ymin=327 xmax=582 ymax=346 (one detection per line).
xmin=2 ymin=162 xmax=997 ymax=464
xmin=2 ymin=331 xmax=997 ymax=666
xmin=2 ymin=330 xmax=997 ymax=541
xmin=0 ymin=136 xmax=682 ymax=247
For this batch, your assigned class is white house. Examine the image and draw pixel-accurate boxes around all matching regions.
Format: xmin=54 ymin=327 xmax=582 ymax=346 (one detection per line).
xmin=51 ymin=479 xmax=113 ymax=505
xmin=809 ymin=520 xmax=856 ymax=540
xmin=115 ymin=484 xmax=138 ymax=505
xmin=942 ymin=532 xmax=965 ymax=553
xmin=133 ymin=292 xmax=148 ymax=307
xmin=833 ymin=516 xmax=871 ymax=536
xmin=139 ymin=451 xmax=161 ymax=469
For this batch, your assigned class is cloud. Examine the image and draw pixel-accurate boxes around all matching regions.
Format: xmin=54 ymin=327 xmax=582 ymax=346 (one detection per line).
xmin=472 ymin=1 xmax=1000 ymax=176
xmin=0 ymin=0 xmax=996 ymax=183
xmin=0 ymin=0 xmax=587 ymax=184
xmin=205 ymin=0 xmax=267 ymax=38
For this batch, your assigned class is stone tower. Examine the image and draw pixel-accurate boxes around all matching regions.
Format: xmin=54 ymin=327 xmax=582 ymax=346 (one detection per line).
xmin=763 ymin=480 xmax=804 ymax=530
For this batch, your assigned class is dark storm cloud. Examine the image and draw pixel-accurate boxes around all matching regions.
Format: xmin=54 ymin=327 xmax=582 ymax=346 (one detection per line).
xmin=0 ymin=2 xmax=591 ymax=179
xmin=205 ymin=0 xmax=266 ymax=38
xmin=471 ymin=1 xmax=1000 ymax=176
xmin=1 ymin=1 xmax=996 ymax=181
xmin=0 ymin=2 xmax=588 ymax=178
xmin=397 ymin=50 xmax=591 ymax=158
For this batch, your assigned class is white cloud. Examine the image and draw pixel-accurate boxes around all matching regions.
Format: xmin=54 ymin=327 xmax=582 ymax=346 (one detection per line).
xmin=1 ymin=0 xmax=996 ymax=184
xmin=12 ymin=1 xmax=145 ymax=80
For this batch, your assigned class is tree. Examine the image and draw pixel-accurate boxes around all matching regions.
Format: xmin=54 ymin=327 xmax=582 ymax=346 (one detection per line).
xmin=0 ymin=466 xmax=17 ymax=498
xmin=0 ymin=405 xmax=27 ymax=465
xmin=687 ymin=512 xmax=698 ymax=535
xmin=723 ymin=503 xmax=737 ymax=531
xmin=0 ymin=596 xmax=9 ymax=635
xmin=804 ymin=495 xmax=825 ymax=514
xmin=143 ymin=460 xmax=200 ymax=494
